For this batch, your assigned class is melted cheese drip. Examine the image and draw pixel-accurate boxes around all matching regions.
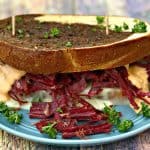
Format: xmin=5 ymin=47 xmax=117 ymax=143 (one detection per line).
xmin=127 ymin=65 xmax=149 ymax=113
xmin=83 ymin=88 xmax=129 ymax=110
xmin=0 ymin=63 xmax=25 ymax=102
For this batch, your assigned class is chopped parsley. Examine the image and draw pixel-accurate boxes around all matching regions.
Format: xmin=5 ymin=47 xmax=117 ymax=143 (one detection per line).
xmin=103 ymin=104 xmax=134 ymax=132
xmin=65 ymin=41 xmax=72 ymax=47
xmin=96 ymin=16 xmax=105 ymax=30
xmin=16 ymin=16 xmax=23 ymax=23
xmin=17 ymin=29 xmax=25 ymax=39
xmin=0 ymin=102 xmax=22 ymax=124
xmin=132 ymin=21 xmax=147 ymax=33
xmin=6 ymin=25 xmax=12 ymax=31
xmin=43 ymin=28 xmax=60 ymax=39
xmin=123 ymin=22 xmax=129 ymax=30
xmin=42 ymin=122 xmax=57 ymax=139
xmin=43 ymin=31 xmax=49 ymax=39
xmin=50 ymin=27 xmax=60 ymax=37
xmin=103 ymin=104 xmax=120 ymax=125
xmin=139 ymin=102 xmax=150 ymax=118
xmin=0 ymin=102 xmax=8 ymax=112
xmin=117 ymin=120 xmax=133 ymax=132
xmin=96 ymin=16 xmax=105 ymax=24
xmin=113 ymin=25 xmax=122 ymax=32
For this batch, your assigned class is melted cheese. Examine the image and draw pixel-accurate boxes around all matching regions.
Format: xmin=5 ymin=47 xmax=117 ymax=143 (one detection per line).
xmin=6 ymin=99 xmax=20 ymax=109
xmin=83 ymin=88 xmax=129 ymax=110
xmin=83 ymin=65 xmax=149 ymax=112
xmin=127 ymin=65 xmax=150 ymax=113
xmin=128 ymin=66 xmax=149 ymax=91
xmin=0 ymin=63 xmax=25 ymax=101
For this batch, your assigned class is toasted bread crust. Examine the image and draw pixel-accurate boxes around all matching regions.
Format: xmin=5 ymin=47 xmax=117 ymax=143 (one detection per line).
xmin=0 ymin=15 xmax=150 ymax=74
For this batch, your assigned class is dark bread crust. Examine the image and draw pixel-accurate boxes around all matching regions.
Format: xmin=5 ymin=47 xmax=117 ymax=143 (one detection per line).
xmin=0 ymin=14 xmax=150 ymax=74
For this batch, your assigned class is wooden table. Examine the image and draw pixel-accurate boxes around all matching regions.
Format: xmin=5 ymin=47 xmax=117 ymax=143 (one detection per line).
xmin=0 ymin=129 xmax=149 ymax=150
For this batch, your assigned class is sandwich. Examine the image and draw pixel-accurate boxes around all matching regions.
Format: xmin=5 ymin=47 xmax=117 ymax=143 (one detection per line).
xmin=0 ymin=14 xmax=150 ymax=139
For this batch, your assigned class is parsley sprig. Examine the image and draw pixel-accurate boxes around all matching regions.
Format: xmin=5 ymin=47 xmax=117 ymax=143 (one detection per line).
xmin=123 ymin=22 xmax=129 ymax=30
xmin=42 ymin=122 xmax=57 ymax=139
xmin=139 ymin=102 xmax=150 ymax=118
xmin=43 ymin=28 xmax=60 ymax=39
xmin=132 ymin=20 xmax=147 ymax=33
xmin=103 ymin=104 xmax=121 ymax=125
xmin=65 ymin=41 xmax=72 ymax=47
xmin=96 ymin=16 xmax=105 ymax=30
xmin=117 ymin=120 xmax=133 ymax=132
xmin=113 ymin=25 xmax=122 ymax=32
xmin=103 ymin=104 xmax=134 ymax=132
xmin=43 ymin=32 xmax=49 ymax=39
xmin=0 ymin=102 xmax=22 ymax=124
xmin=50 ymin=28 xmax=60 ymax=37
xmin=17 ymin=29 xmax=25 ymax=39
xmin=112 ymin=20 xmax=147 ymax=33
xmin=96 ymin=16 xmax=105 ymax=24
xmin=16 ymin=16 xmax=23 ymax=23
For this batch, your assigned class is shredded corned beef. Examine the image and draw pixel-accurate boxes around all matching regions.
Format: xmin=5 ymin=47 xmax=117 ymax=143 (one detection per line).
xmin=8 ymin=62 xmax=150 ymax=138
xmin=29 ymin=102 xmax=52 ymax=118
xmin=62 ymin=123 xmax=112 ymax=139
xmin=9 ymin=66 xmax=148 ymax=108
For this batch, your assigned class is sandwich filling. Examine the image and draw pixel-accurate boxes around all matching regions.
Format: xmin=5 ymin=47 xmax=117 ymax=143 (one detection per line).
xmin=0 ymin=59 xmax=149 ymax=113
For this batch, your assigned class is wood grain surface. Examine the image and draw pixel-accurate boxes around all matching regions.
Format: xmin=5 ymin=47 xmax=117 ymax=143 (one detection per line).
xmin=0 ymin=129 xmax=149 ymax=150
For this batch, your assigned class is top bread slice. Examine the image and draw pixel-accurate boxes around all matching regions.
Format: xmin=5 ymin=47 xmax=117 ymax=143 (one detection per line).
xmin=0 ymin=14 xmax=150 ymax=74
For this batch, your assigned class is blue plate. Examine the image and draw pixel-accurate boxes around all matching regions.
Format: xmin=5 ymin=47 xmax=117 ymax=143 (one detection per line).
xmin=0 ymin=105 xmax=150 ymax=146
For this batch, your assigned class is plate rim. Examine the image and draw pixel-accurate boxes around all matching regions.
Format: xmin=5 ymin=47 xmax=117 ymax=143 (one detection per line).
xmin=0 ymin=121 xmax=150 ymax=146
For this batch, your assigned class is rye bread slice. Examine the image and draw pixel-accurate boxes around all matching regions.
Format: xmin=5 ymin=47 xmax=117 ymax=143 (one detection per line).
xmin=0 ymin=14 xmax=150 ymax=74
